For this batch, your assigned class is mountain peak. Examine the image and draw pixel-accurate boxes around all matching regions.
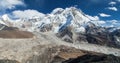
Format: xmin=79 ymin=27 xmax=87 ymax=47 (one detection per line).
xmin=0 ymin=7 xmax=119 ymax=33
xmin=0 ymin=7 xmax=101 ymax=32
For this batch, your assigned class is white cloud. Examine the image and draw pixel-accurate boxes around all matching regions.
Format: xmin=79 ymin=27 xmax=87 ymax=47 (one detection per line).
xmin=109 ymin=1 xmax=116 ymax=5
xmin=104 ymin=20 xmax=120 ymax=28
xmin=98 ymin=21 xmax=106 ymax=24
xmin=12 ymin=10 xmax=45 ymax=19
xmin=107 ymin=7 xmax=118 ymax=11
xmin=86 ymin=15 xmax=99 ymax=20
xmin=99 ymin=13 xmax=111 ymax=17
xmin=0 ymin=0 xmax=25 ymax=10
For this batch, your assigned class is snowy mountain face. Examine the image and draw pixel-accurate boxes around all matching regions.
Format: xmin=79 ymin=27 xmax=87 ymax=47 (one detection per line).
xmin=0 ymin=7 xmax=100 ymax=32
xmin=0 ymin=7 xmax=120 ymax=48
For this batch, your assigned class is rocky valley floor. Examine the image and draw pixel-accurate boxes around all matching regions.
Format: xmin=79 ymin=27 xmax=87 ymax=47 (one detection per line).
xmin=0 ymin=31 xmax=120 ymax=63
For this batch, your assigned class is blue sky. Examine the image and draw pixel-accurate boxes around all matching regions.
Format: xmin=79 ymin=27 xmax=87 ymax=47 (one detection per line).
xmin=0 ymin=0 xmax=120 ymax=20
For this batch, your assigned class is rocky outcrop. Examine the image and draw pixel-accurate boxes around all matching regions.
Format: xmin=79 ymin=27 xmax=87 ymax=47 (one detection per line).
xmin=63 ymin=54 xmax=120 ymax=63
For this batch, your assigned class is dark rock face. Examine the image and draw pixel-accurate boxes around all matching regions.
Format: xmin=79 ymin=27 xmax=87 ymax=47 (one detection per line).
xmin=77 ymin=34 xmax=88 ymax=43
xmin=56 ymin=26 xmax=73 ymax=42
xmin=111 ymin=29 xmax=120 ymax=47
xmin=85 ymin=24 xmax=120 ymax=48
xmin=39 ymin=24 xmax=53 ymax=32
xmin=63 ymin=54 xmax=120 ymax=63
xmin=84 ymin=22 xmax=116 ymax=47
xmin=56 ymin=22 xmax=120 ymax=48
xmin=112 ymin=29 xmax=120 ymax=37
xmin=85 ymin=27 xmax=113 ymax=47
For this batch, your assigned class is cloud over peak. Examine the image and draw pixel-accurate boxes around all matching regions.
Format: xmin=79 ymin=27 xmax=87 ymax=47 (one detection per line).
xmin=12 ymin=10 xmax=45 ymax=19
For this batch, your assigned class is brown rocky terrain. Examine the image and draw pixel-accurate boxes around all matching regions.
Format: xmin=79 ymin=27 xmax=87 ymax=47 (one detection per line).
xmin=0 ymin=30 xmax=34 ymax=38
xmin=0 ymin=24 xmax=34 ymax=38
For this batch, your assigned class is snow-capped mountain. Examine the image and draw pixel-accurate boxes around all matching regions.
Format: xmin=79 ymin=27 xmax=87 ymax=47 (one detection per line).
xmin=0 ymin=7 xmax=120 ymax=48
xmin=0 ymin=7 xmax=102 ymax=32
xmin=0 ymin=7 xmax=119 ymax=32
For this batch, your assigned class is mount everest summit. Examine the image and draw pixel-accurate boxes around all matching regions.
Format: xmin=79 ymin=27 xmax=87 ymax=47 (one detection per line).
xmin=0 ymin=7 xmax=120 ymax=48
